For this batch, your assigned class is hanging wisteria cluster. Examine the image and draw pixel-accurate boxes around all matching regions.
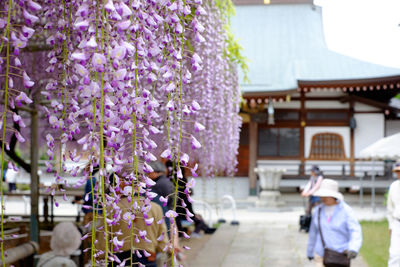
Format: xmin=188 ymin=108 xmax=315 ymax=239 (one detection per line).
xmin=0 ymin=0 xmax=243 ymax=266
xmin=187 ymin=0 xmax=241 ymax=177
xmin=0 ymin=1 xmax=44 ymax=264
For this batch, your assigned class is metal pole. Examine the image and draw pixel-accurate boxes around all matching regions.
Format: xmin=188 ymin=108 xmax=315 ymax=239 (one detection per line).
xmin=248 ymin=121 xmax=258 ymax=195
xmin=30 ymin=89 xmax=39 ymax=242
xmin=359 ymin=172 xmax=365 ymax=208
xmin=371 ymin=160 xmax=376 ymax=213
xmin=50 ymin=195 xmax=54 ymax=224
xmin=231 ymin=176 xmax=235 ymax=199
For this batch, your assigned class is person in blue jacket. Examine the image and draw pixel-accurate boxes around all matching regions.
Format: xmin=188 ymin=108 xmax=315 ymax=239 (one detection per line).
xmin=82 ymin=166 xmax=100 ymax=224
xmin=307 ymin=179 xmax=362 ymax=266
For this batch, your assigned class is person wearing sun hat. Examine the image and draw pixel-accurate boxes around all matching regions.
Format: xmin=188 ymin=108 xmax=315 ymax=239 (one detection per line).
xmin=306 ymin=179 xmax=362 ymax=267
xmin=387 ymin=160 xmax=400 ymax=267
xmin=37 ymin=222 xmax=82 ymax=267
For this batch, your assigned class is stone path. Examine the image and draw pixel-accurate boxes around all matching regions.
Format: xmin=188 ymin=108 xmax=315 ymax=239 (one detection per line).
xmin=187 ymin=222 xmax=369 ymax=267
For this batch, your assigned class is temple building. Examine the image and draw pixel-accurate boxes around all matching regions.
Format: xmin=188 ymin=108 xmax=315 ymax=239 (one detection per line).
xmin=231 ymin=0 xmax=400 ymax=195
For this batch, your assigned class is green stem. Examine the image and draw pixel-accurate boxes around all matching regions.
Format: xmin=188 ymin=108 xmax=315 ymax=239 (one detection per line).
xmin=99 ymin=79 xmax=108 ymax=263
xmin=0 ymin=1 xmax=12 ymax=265
xmin=129 ymin=113 xmax=138 ymax=267
xmin=90 ymin=100 xmax=97 ymax=267
xmin=99 ymin=0 xmax=108 ymax=265
xmin=95 ymin=0 xmax=100 ymax=43
xmin=171 ymin=7 xmax=186 ymax=265
xmin=58 ymin=0 xmax=72 ymax=182
xmin=89 ymin=0 xmax=102 ymax=260
xmin=130 ymin=29 xmax=140 ymax=267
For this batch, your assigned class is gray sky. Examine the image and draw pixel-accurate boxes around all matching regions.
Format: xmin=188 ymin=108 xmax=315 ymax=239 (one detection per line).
xmin=316 ymin=0 xmax=400 ymax=68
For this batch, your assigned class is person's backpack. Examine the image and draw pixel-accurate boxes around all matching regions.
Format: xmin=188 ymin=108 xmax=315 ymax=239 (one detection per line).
xmin=299 ymin=214 xmax=312 ymax=232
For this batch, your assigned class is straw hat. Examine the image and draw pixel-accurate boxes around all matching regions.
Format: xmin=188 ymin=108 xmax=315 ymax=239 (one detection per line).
xmin=313 ymin=179 xmax=343 ymax=201
xmin=50 ymin=222 xmax=82 ymax=256
xmin=393 ymin=160 xmax=400 ymax=172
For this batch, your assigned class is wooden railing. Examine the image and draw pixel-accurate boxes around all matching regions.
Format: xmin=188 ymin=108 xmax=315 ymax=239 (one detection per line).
xmin=257 ymin=159 xmax=395 ymax=179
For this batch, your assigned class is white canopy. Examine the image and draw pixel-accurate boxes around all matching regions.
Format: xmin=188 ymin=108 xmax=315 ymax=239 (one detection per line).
xmin=359 ymin=133 xmax=400 ymax=160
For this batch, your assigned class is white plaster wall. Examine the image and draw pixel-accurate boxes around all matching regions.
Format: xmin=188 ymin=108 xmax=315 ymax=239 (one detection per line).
xmin=257 ymin=160 xmax=301 ymax=175
xmin=385 ymin=120 xmax=400 ymax=137
xmin=305 ymin=127 xmax=350 ymax=158
xmin=354 ymin=102 xmax=380 ymax=112
xmin=272 ymin=101 xmax=301 ymax=109
xmin=305 ymin=91 xmax=345 ymax=97
xmin=305 ymin=101 xmax=348 ymax=109
xmin=354 ymin=113 xmax=384 ymax=158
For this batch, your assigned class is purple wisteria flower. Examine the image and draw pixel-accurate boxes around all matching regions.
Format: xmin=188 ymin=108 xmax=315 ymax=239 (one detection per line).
xmin=194 ymin=122 xmax=205 ymax=132
xmin=159 ymin=196 xmax=168 ymax=207
xmin=0 ymin=0 xmax=243 ymax=265
xmin=165 ymin=210 xmax=178 ymax=223
xmin=15 ymin=92 xmax=32 ymax=105
xmin=190 ymin=135 xmax=202 ymax=150
xmin=23 ymin=9 xmax=39 ymax=25
xmin=112 ymin=237 xmax=124 ymax=251
xmin=145 ymin=217 xmax=154 ymax=226
xmin=91 ymin=53 xmax=107 ymax=72
xmin=27 ymin=1 xmax=42 ymax=12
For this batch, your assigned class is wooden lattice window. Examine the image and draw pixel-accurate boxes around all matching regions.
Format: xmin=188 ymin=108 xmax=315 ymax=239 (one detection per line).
xmin=309 ymin=133 xmax=346 ymax=160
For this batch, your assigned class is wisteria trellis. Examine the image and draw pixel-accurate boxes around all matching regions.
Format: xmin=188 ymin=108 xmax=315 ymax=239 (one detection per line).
xmin=0 ymin=0 xmax=244 ymax=266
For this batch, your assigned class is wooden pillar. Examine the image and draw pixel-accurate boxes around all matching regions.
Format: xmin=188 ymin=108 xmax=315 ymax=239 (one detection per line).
xmin=349 ymin=99 xmax=355 ymax=177
xmin=300 ymin=90 xmax=306 ymax=175
xmin=248 ymin=121 xmax=258 ymax=196
xmin=30 ymin=88 xmax=39 ymax=243
xmin=43 ymin=197 xmax=49 ymax=223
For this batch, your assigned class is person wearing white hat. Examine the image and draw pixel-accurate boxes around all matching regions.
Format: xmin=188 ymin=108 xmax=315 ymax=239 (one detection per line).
xmin=387 ymin=160 xmax=400 ymax=267
xmin=306 ymin=179 xmax=362 ymax=267
xmin=37 ymin=222 xmax=82 ymax=267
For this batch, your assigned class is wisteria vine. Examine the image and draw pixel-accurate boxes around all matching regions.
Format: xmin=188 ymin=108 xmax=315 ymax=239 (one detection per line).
xmin=0 ymin=0 xmax=244 ymax=266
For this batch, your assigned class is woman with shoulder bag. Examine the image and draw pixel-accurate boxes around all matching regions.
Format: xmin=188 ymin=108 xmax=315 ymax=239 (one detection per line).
xmin=306 ymin=179 xmax=362 ymax=267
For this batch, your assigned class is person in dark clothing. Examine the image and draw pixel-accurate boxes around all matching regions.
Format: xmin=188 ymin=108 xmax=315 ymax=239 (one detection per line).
xmin=2 ymin=167 xmax=6 ymax=182
xmin=148 ymin=161 xmax=175 ymax=231
xmin=81 ymin=166 xmax=101 ymax=224
xmin=147 ymin=160 xmax=185 ymax=263
xmin=165 ymin=161 xmax=216 ymax=238
xmin=148 ymin=161 xmax=174 ymax=207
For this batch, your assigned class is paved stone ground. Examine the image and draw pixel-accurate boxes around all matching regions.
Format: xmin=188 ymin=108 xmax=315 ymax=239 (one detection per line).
xmin=186 ymin=222 xmax=369 ymax=267
xmin=183 ymin=201 xmax=384 ymax=267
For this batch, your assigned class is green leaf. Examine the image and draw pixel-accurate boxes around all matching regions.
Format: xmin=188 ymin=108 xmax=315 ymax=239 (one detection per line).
xmin=215 ymin=0 xmax=250 ymax=83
